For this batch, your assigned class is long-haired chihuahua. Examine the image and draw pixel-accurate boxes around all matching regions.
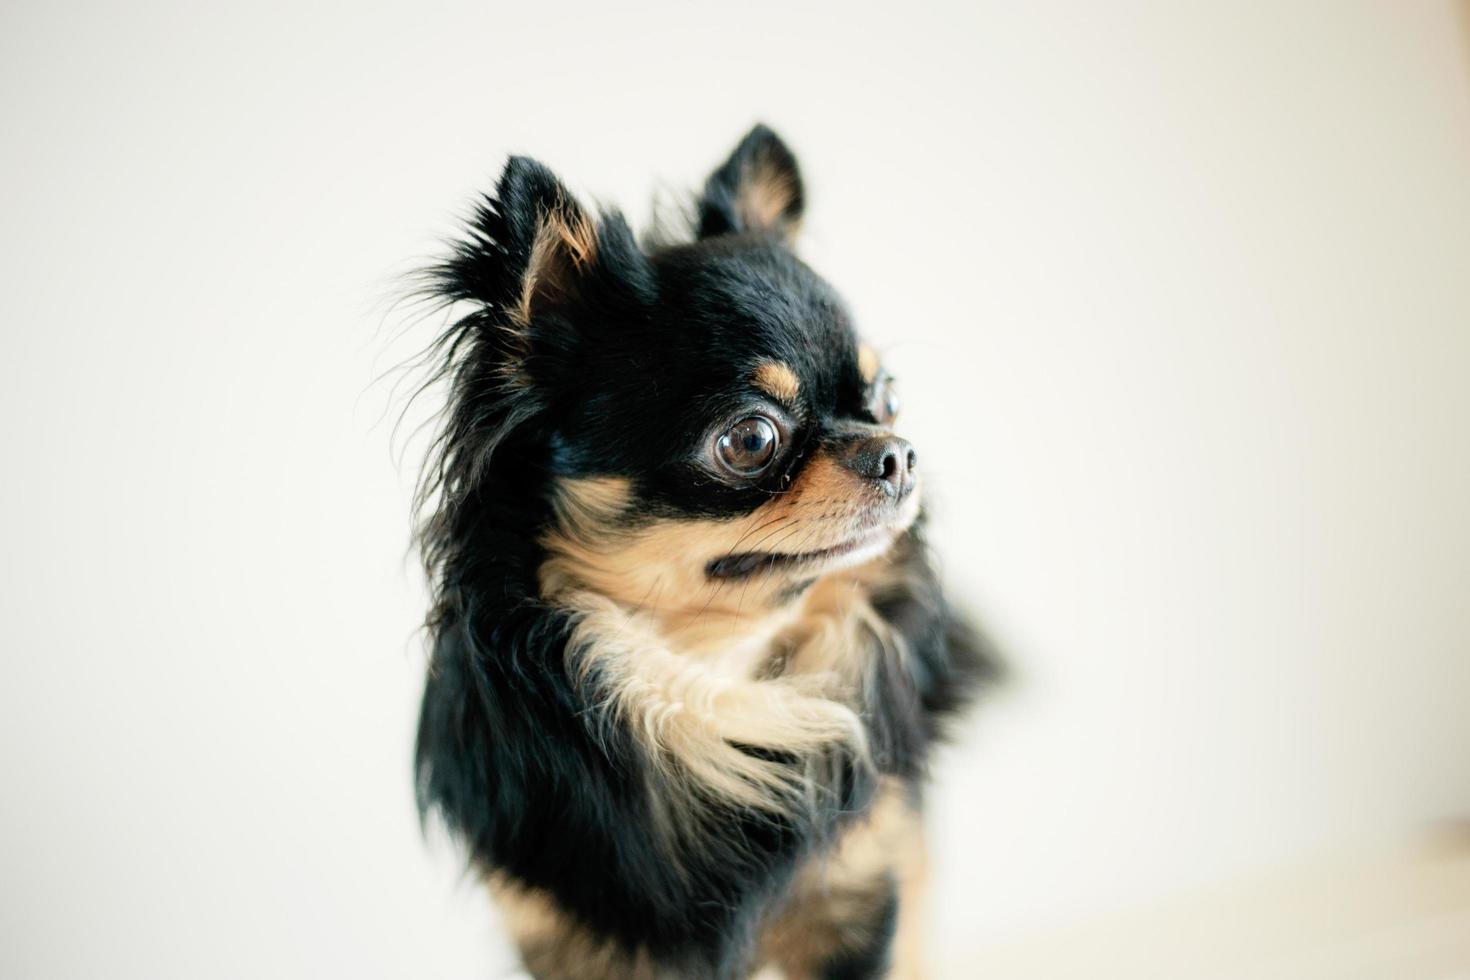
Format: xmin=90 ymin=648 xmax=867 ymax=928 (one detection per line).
xmin=411 ymin=125 xmax=995 ymax=979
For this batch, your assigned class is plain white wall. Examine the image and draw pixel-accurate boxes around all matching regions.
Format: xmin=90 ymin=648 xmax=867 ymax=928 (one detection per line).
xmin=2 ymin=1 xmax=1468 ymax=977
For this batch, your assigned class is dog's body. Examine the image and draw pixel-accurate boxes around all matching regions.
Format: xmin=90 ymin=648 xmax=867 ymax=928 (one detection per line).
xmin=412 ymin=127 xmax=993 ymax=979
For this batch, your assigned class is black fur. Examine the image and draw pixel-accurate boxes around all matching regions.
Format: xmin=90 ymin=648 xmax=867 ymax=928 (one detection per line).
xmin=410 ymin=125 xmax=996 ymax=978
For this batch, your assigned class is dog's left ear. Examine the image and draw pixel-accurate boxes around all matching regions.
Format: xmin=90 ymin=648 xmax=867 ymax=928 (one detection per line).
xmin=696 ymin=124 xmax=805 ymax=241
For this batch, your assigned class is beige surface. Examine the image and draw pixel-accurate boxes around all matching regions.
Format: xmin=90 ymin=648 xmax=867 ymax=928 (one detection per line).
xmin=949 ymin=833 xmax=1470 ymax=979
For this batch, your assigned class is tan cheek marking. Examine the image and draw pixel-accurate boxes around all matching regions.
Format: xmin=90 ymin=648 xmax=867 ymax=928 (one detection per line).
xmin=752 ymin=360 xmax=801 ymax=405
xmin=540 ymin=454 xmax=870 ymax=618
xmin=857 ymin=345 xmax=880 ymax=384
xmin=555 ymin=475 xmax=632 ymax=520
xmin=791 ymin=452 xmax=861 ymax=508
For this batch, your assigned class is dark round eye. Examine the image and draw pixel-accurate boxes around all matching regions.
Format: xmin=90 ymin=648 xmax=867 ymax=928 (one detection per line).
xmin=871 ymin=376 xmax=900 ymax=425
xmin=716 ymin=416 xmax=780 ymax=476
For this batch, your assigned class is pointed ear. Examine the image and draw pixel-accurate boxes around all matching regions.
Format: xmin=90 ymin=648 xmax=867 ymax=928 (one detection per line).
xmin=696 ymin=124 xmax=805 ymax=241
xmin=436 ymin=156 xmax=598 ymax=326
xmin=496 ymin=157 xmax=598 ymax=324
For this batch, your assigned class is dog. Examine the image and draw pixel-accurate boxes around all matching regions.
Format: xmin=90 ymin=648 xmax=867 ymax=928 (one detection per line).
xmin=411 ymin=125 xmax=995 ymax=979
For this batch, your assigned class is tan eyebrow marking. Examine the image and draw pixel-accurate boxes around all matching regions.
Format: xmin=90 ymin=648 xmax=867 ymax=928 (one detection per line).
xmin=857 ymin=344 xmax=881 ymax=384
xmin=752 ymin=361 xmax=801 ymax=404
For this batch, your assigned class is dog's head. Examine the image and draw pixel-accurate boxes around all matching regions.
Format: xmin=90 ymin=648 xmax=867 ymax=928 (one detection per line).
xmin=425 ymin=126 xmax=919 ymax=622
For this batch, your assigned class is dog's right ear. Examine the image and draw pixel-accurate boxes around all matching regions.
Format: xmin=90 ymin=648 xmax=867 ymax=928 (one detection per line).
xmin=434 ymin=156 xmax=600 ymax=327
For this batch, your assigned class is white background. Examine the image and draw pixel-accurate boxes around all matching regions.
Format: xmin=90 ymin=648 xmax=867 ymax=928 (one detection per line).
xmin=3 ymin=2 xmax=1469 ymax=977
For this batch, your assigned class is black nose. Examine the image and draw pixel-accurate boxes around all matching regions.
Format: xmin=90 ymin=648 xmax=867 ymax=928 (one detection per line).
xmin=840 ymin=434 xmax=917 ymax=500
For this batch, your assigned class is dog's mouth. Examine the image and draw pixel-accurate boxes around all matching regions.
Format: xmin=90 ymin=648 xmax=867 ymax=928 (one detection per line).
xmin=705 ymin=527 xmax=897 ymax=580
